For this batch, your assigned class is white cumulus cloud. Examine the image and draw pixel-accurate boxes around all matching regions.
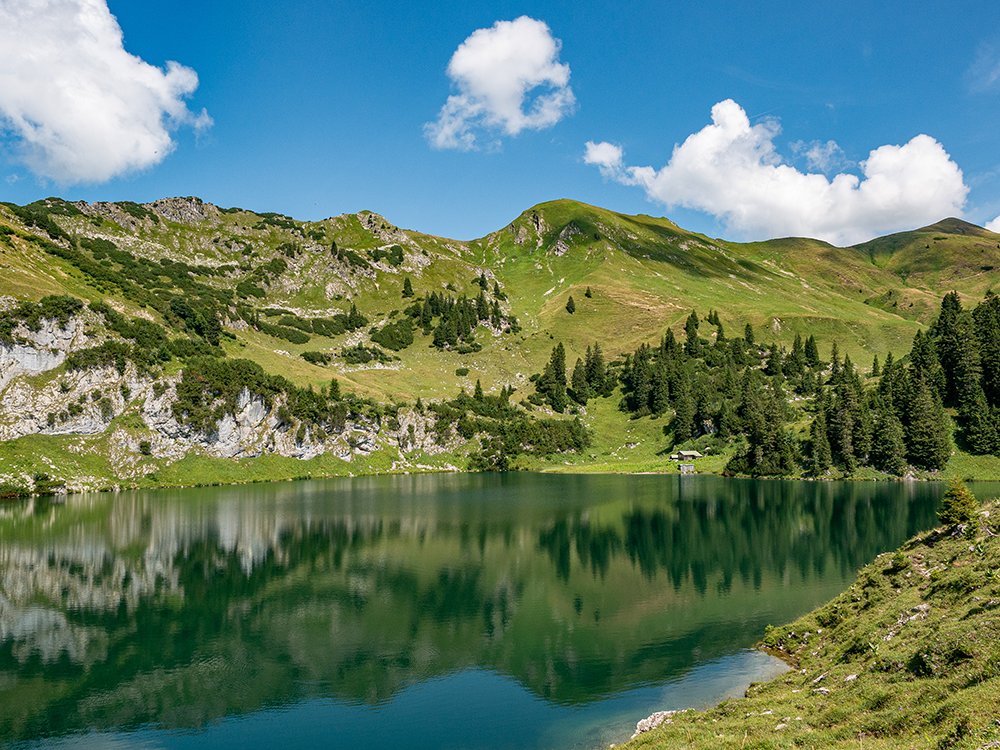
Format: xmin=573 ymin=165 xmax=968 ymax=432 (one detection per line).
xmin=986 ymin=216 xmax=1000 ymax=233
xmin=585 ymin=99 xmax=969 ymax=245
xmin=425 ymin=16 xmax=575 ymax=151
xmin=0 ymin=0 xmax=211 ymax=184
xmin=583 ymin=140 xmax=624 ymax=178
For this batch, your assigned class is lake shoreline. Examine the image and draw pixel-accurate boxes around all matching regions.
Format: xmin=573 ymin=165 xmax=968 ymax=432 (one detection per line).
xmin=620 ymin=494 xmax=1000 ymax=749
xmin=5 ymin=462 xmax=998 ymax=500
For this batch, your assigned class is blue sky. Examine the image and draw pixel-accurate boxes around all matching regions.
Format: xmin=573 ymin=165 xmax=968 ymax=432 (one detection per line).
xmin=1 ymin=0 xmax=1000 ymax=245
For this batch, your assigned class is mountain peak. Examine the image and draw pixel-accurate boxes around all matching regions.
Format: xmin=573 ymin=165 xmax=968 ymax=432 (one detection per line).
xmin=917 ymin=217 xmax=996 ymax=237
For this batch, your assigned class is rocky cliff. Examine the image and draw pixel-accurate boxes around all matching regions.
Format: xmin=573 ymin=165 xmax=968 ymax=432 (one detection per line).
xmin=0 ymin=313 xmax=455 ymax=493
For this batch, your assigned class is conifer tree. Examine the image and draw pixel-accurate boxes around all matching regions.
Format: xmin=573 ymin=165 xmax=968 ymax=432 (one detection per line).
xmin=571 ymin=358 xmax=589 ymax=405
xmin=904 ymin=374 xmax=951 ymax=471
xmin=539 ymin=343 xmax=568 ymax=412
xmin=744 ymin=322 xmax=755 ymax=347
xmin=402 ymin=277 xmax=414 ymax=298
xmin=729 ymin=338 xmax=748 ymax=366
xmin=804 ymin=334 xmax=820 ymax=368
xmin=685 ymin=311 xmax=702 ymax=357
xmin=974 ymin=291 xmax=1000 ymax=407
xmin=871 ymin=354 xmax=880 ymax=378
xmin=959 ymin=385 xmax=996 ymax=454
xmin=938 ymin=480 xmax=979 ymax=532
xmin=909 ymin=330 xmax=946 ymax=398
xmin=566 ymin=296 xmax=576 ymax=314
xmin=584 ymin=286 xmax=593 ymax=298
xmin=650 ymin=362 xmax=670 ymax=415
xmin=585 ymin=343 xmax=608 ymax=395
xmin=872 ymin=408 xmax=907 ymax=475
xmin=716 ymin=399 xmax=737 ymax=439
xmin=931 ymin=291 xmax=964 ymax=406
xmin=786 ymin=333 xmax=805 ymax=377
xmin=809 ymin=409 xmax=833 ymax=475
xmin=828 ymin=385 xmax=857 ymax=473
xmin=627 ymin=344 xmax=652 ymax=414
xmin=829 ymin=341 xmax=841 ymax=383
xmin=474 ymin=379 xmax=484 ymax=400
xmin=672 ymin=374 xmax=696 ymax=443
xmin=764 ymin=344 xmax=783 ymax=378
xmin=721 ymin=363 xmax=739 ymax=399
xmin=490 ymin=300 xmax=502 ymax=329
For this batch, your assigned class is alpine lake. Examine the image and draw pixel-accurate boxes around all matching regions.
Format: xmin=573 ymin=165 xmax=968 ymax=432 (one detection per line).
xmin=3 ymin=473 xmax=993 ymax=750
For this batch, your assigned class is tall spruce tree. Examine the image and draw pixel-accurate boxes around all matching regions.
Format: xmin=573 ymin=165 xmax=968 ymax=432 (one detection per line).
xmin=764 ymin=344 xmax=783 ymax=378
xmin=804 ymin=334 xmax=820 ymax=368
xmin=974 ymin=291 xmax=1000 ymax=407
xmin=904 ymin=373 xmax=951 ymax=471
xmin=809 ymin=409 xmax=833 ymax=475
xmin=570 ymin=358 xmax=589 ymax=405
xmin=585 ymin=343 xmax=608 ymax=396
xmin=872 ymin=407 xmax=907 ymax=475
xmin=931 ymin=291 xmax=964 ymax=407
xmin=538 ymin=343 xmax=568 ymax=412
xmin=685 ymin=311 xmax=702 ymax=357
xmin=650 ymin=363 xmax=671 ymax=416
xmin=672 ymin=368 xmax=696 ymax=443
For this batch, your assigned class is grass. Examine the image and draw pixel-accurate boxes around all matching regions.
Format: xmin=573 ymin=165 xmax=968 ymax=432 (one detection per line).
xmin=624 ymin=493 xmax=1000 ymax=750
xmin=3 ymin=197 xmax=1000 ymax=489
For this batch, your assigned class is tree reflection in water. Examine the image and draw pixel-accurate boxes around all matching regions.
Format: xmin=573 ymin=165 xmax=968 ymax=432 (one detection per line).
xmin=0 ymin=474 xmax=947 ymax=743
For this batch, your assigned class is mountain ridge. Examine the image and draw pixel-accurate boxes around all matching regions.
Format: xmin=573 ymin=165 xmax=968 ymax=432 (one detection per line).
xmin=2 ymin=194 xmax=1000 ymax=491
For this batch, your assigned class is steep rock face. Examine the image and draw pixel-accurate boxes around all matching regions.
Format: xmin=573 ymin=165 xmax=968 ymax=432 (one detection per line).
xmin=0 ymin=318 xmax=89 ymax=392
xmin=0 ymin=323 xmax=447 ymax=486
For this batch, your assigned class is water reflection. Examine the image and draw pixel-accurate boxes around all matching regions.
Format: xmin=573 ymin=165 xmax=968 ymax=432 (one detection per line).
xmin=0 ymin=475 xmax=949 ymax=746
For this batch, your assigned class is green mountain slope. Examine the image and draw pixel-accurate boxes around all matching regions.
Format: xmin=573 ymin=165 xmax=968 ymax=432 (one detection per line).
xmin=2 ymin=195 xmax=1000 ymax=491
xmin=3 ymin=196 xmax=998 ymax=402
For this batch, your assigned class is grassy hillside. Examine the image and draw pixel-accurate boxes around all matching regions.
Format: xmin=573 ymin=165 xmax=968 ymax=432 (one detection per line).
xmin=625 ymin=489 xmax=1000 ymax=750
xmin=4 ymin=196 xmax=999 ymax=396
xmin=3 ymin=196 xmax=1000 ymax=488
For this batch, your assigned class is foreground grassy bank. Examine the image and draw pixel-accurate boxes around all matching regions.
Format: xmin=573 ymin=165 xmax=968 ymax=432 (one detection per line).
xmin=625 ymin=491 xmax=1000 ymax=750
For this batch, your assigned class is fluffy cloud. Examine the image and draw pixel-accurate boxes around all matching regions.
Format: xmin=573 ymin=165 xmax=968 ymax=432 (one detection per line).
xmin=583 ymin=140 xmax=624 ymax=178
xmin=586 ymin=99 xmax=969 ymax=245
xmin=986 ymin=216 xmax=1000 ymax=233
xmin=425 ymin=16 xmax=575 ymax=150
xmin=0 ymin=0 xmax=211 ymax=184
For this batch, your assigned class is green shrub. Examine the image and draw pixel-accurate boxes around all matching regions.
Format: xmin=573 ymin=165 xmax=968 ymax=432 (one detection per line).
xmin=939 ymin=480 xmax=980 ymax=533
xmin=370 ymin=317 xmax=414 ymax=351
xmin=301 ymin=351 xmax=333 ymax=366
xmin=371 ymin=245 xmax=404 ymax=266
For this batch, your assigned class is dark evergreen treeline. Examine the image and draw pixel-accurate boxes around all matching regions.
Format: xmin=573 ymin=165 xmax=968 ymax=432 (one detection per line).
xmin=531 ymin=293 xmax=1000 ymax=477
xmin=399 ymin=288 xmax=518 ymax=353
xmin=531 ymin=342 xmax=612 ymax=412
xmin=612 ymin=310 xmax=807 ymax=476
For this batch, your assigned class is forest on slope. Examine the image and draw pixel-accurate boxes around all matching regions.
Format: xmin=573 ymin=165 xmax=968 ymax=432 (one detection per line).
xmin=1 ymin=196 xmax=999 ymax=491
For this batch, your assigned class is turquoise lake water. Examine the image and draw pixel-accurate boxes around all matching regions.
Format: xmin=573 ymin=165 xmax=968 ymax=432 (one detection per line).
xmin=0 ymin=473 xmax=971 ymax=749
